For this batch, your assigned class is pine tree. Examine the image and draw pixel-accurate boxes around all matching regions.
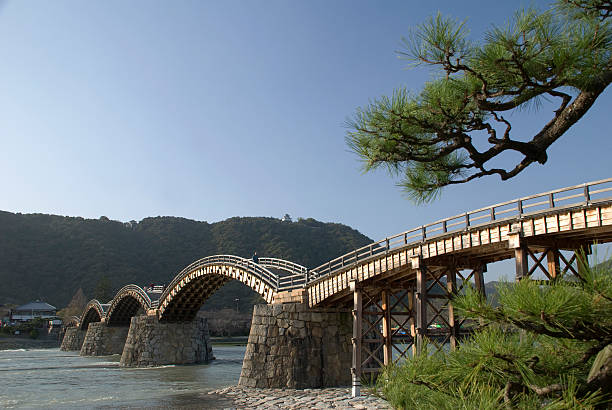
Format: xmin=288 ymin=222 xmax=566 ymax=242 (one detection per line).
xmin=347 ymin=0 xmax=612 ymax=203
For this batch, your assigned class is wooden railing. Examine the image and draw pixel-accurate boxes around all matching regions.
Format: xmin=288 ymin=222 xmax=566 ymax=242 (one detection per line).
xmin=258 ymin=257 xmax=309 ymax=291
xmin=159 ymin=255 xmax=280 ymax=306
xmin=147 ymin=178 xmax=612 ymax=304
xmin=110 ymin=284 xmax=152 ymax=310
xmin=307 ymin=178 xmax=612 ymax=282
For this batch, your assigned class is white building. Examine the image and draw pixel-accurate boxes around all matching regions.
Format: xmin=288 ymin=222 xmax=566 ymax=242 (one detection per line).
xmin=11 ymin=301 xmax=57 ymax=322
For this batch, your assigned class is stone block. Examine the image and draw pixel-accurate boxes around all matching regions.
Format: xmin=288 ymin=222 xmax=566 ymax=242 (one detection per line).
xmin=310 ymin=312 xmax=323 ymax=322
xmin=60 ymin=328 xmax=87 ymax=351
xmin=298 ymin=312 xmax=311 ymax=321
xmin=120 ymin=315 xmax=213 ymax=367
xmin=239 ymin=303 xmax=351 ymax=389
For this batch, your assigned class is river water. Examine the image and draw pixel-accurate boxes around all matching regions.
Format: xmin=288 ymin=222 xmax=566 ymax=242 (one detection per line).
xmin=0 ymin=345 xmax=246 ymax=408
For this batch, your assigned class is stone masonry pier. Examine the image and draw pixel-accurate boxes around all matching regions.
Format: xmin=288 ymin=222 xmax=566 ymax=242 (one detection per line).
xmin=60 ymin=327 xmax=86 ymax=351
xmin=119 ymin=315 xmax=213 ymax=367
xmin=239 ymin=303 xmax=352 ymax=389
xmin=80 ymin=322 xmax=130 ymax=356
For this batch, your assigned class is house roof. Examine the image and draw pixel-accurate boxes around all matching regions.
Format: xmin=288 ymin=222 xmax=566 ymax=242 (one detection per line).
xmin=14 ymin=301 xmax=57 ymax=311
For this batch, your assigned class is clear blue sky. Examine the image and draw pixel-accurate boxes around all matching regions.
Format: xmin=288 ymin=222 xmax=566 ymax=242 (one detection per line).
xmin=1 ymin=1 xmax=610 ymax=278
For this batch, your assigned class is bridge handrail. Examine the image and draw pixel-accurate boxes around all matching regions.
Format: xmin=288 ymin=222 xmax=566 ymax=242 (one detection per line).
xmin=108 ymin=284 xmax=152 ymax=311
xmin=160 ymin=255 xmax=280 ymax=305
xmin=278 ymin=272 xmax=307 ymax=291
xmin=308 ymin=178 xmax=612 ymax=281
xmin=65 ymin=315 xmax=81 ymax=327
xmin=258 ymin=257 xmax=308 ymax=275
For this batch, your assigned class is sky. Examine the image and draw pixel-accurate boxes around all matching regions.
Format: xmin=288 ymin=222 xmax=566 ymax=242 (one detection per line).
xmin=0 ymin=1 xmax=610 ymax=280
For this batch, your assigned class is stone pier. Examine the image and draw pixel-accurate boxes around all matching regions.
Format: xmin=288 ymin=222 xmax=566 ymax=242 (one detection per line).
xmin=80 ymin=322 xmax=130 ymax=356
xmin=60 ymin=327 xmax=86 ymax=351
xmin=119 ymin=315 xmax=213 ymax=367
xmin=239 ymin=303 xmax=352 ymax=389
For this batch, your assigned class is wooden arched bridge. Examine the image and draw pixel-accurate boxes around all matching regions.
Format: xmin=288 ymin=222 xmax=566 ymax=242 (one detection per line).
xmin=66 ymin=178 xmax=612 ymax=391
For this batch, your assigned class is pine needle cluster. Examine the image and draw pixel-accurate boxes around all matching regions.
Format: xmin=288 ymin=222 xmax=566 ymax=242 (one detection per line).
xmin=347 ymin=0 xmax=612 ymax=202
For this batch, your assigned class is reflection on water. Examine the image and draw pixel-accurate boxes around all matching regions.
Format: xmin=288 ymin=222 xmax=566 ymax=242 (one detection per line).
xmin=0 ymin=345 xmax=245 ymax=409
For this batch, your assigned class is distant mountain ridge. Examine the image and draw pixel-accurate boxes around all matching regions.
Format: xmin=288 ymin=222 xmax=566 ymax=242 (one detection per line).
xmin=0 ymin=211 xmax=372 ymax=309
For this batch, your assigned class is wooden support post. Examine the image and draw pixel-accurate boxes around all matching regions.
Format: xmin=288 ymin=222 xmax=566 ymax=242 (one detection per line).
xmin=381 ymin=289 xmax=392 ymax=366
xmin=446 ymin=268 xmax=457 ymax=351
xmin=474 ymin=265 xmax=486 ymax=298
xmin=515 ymin=246 xmax=528 ymax=281
xmin=351 ymin=281 xmax=362 ymax=397
xmin=408 ymin=289 xmax=417 ymax=356
xmin=474 ymin=264 xmax=487 ymax=326
xmin=546 ymin=249 xmax=560 ymax=279
xmin=509 ymin=233 xmax=528 ymax=281
xmin=414 ymin=257 xmax=427 ymax=353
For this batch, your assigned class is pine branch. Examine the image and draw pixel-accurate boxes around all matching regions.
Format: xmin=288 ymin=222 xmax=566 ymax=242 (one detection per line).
xmin=527 ymin=383 xmax=564 ymax=396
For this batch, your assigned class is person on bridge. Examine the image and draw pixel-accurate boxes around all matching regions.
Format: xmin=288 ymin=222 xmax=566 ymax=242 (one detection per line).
xmin=252 ymin=252 xmax=259 ymax=264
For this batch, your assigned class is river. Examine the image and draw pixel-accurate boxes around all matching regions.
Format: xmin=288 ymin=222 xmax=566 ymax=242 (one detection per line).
xmin=0 ymin=345 xmax=246 ymax=408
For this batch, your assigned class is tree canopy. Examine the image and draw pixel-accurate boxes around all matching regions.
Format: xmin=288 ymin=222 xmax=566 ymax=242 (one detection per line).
xmin=347 ymin=0 xmax=612 ymax=203
xmin=0 ymin=211 xmax=371 ymax=309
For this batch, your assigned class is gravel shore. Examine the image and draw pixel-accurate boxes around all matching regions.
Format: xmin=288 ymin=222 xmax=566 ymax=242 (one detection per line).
xmin=208 ymin=385 xmax=392 ymax=409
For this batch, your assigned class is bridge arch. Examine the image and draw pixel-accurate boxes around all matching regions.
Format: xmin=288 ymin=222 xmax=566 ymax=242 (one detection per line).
xmin=105 ymin=285 xmax=152 ymax=327
xmin=157 ymin=255 xmax=284 ymax=322
xmin=65 ymin=316 xmax=80 ymax=328
xmin=79 ymin=300 xmax=108 ymax=331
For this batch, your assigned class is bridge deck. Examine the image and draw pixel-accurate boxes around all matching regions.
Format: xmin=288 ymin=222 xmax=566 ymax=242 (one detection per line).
xmin=307 ymin=201 xmax=612 ymax=307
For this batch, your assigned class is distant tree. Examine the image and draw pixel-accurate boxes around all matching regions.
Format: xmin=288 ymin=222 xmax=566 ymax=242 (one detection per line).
xmin=0 ymin=212 xmax=371 ymax=309
xmin=56 ymin=288 xmax=88 ymax=320
xmin=347 ymin=0 xmax=612 ymax=203
xmin=93 ymin=276 xmax=113 ymax=303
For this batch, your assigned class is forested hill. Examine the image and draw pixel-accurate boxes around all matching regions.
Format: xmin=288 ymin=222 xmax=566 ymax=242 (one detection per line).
xmin=0 ymin=212 xmax=372 ymax=309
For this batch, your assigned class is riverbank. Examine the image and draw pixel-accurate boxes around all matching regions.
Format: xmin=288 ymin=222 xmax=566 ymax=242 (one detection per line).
xmin=209 ymin=385 xmax=392 ymax=409
xmin=0 ymin=334 xmax=246 ymax=350
xmin=0 ymin=336 xmax=59 ymax=350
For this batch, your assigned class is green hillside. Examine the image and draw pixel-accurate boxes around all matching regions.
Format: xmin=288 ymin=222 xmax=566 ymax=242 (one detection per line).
xmin=0 ymin=212 xmax=372 ymax=310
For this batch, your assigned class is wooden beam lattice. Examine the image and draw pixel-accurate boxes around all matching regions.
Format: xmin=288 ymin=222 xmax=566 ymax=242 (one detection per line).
xmin=517 ymin=245 xmax=589 ymax=282
xmin=424 ymin=265 xmax=486 ymax=353
xmin=389 ymin=289 xmax=416 ymax=364
xmin=360 ymin=287 xmax=386 ymax=373
xmin=559 ymin=252 xmax=579 ymax=278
